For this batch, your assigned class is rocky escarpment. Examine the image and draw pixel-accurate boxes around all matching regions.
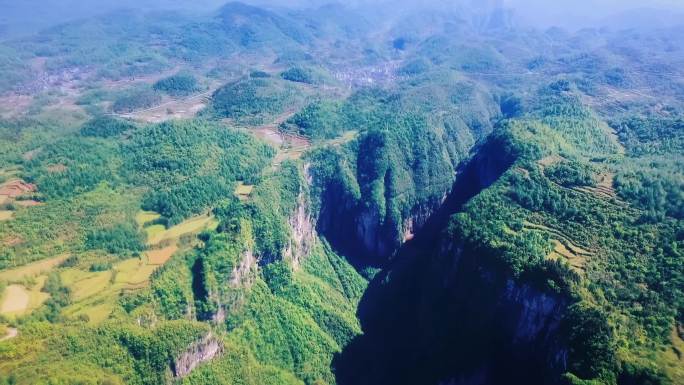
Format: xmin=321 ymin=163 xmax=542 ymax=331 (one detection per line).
xmin=312 ymin=148 xmax=457 ymax=266
xmin=433 ymin=247 xmax=569 ymax=385
xmin=283 ymin=173 xmax=316 ymax=269
xmin=311 ymin=111 xmax=502 ymax=266
xmin=196 ymin=164 xmax=318 ymax=324
xmin=172 ymin=333 xmax=223 ymax=378
xmin=351 ymin=194 xmax=448 ymax=261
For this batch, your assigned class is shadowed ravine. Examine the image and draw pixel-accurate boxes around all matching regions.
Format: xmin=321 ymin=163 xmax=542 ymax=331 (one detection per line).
xmin=332 ymin=134 xmax=567 ymax=385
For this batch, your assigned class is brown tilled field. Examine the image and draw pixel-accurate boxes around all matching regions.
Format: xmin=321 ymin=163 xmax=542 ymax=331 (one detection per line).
xmin=0 ymin=179 xmax=36 ymax=198
xmin=147 ymin=245 xmax=179 ymax=265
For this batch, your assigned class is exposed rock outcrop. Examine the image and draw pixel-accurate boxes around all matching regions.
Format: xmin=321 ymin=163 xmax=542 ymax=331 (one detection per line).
xmin=283 ymin=185 xmax=316 ymax=269
xmin=315 ymin=178 xmax=452 ymax=266
xmin=172 ymin=333 xmax=223 ymax=378
xmin=229 ymin=249 xmax=257 ymax=288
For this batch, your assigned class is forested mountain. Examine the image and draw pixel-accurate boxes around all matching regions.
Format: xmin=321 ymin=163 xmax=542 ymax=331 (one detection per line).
xmin=0 ymin=2 xmax=682 ymax=385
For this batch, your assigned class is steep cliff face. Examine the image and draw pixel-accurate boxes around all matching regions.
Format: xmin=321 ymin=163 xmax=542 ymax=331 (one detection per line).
xmin=282 ymin=183 xmax=316 ymax=269
xmin=429 ymin=243 xmax=569 ymax=384
xmin=433 ymin=247 xmax=569 ymax=385
xmin=229 ymin=249 xmax=257 ymax=288
xmin=172 ymin=333 xmax=223 ymax=378
xmin=312 ymin=140 xmax=461 ymax=266
xmin=334 ymin=237 xmax=569 ymax=385
xmin=352 ymin=194 xmax=450 ymax=260
xmin=310 ymin=108 xmax=505 ymax=266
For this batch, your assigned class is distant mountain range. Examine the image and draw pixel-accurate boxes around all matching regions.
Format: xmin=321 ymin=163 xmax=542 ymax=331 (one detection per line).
xmin=2 ymin=0 xmax=684 ymax=40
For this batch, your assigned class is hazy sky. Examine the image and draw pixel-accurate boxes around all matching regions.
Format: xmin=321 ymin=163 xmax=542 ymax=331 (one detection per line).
xmin=502 ymin=0 xmax=684 ymax=28
xmin=1 ymin=0 xmax=683 ymax=38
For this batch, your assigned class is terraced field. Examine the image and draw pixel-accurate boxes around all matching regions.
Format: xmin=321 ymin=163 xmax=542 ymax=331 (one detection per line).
xmin=119 ymin=88 xmax=218 ymax=123
xmin=61 ymin=256 xmax=164 ymax=324
xmin=0 ymin=210 xmax=217 ymax=323
xmin=523 ymin=222 xmax=595 ymax=272
xmin=573 ymin=172 xmax=620 ymax=201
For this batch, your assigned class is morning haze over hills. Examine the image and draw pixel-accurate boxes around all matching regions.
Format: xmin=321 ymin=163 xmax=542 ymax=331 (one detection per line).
xmin=2 ymin=0 xmax=684 ymax=38
xmin=0 ymin=1 xmax=682 ymax=385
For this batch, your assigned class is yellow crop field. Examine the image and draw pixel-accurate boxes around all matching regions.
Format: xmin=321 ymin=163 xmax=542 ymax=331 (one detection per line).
xmin=147 ymin=245 xmax=178 ymax=265
xmin=77 ymin=303 xmax=115 ymax=325
xmin=47 ymin=214 xmax=211 ymax=325
xmin=60 ymin=268 xmax=87 ymax=286
xmin=0 ymin=211 xmax=13 ymax=221
xmin=70 ymin=271 xmax=112 ymax=301
xmin=144 ymin=224 xmax=167 ymax=243
xmin=61 ymin=254 xmax=172 ymax=324
xmin=0 ymin=254 xmax=69 ymax=283
xmin=235 ymin=182 xmax=255 ymax=200
xmin=116 ymin=259 xmax=157 ymax=287
xmin=147 ymin=214 xmax=217 ymax=245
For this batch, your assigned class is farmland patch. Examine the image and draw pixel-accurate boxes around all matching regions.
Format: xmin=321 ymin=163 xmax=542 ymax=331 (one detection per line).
xmin=146 ymin=214 xmax=218 ymax=246
xmin=0 ymin=254 xmax=69 ymax=282
xmin=0 ymin=277 xmax=49 ymax=317
xmin=147 ymin=245 xmax=178 ymax=265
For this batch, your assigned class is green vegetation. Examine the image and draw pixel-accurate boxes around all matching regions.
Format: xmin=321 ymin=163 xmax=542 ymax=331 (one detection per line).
xmin=545 ymin=160 xmax=598 ymax=188
xmin=153 ymin=74 xmax=201 ymax=97
xmin=126 ymin=120 xmax=274 ymax=224
xmin=335 ymin=81 xmax=683 ymax=385
xmin=281 ymin=67 xmax=320 ymax=84
xmin=85 ymin=223 xmax=145 ymax=255
xmin=148 ymin=163 xmax=367 ymax=384
xmin=112 ymin=87 xmax=162 ymax=113
xmin=24 ymin=135 xmax=122 ymax=199
xmin=282 ymin=100 xmax=345 ymax=139
xmin=250 ymin=70 xmax=271 ymax=78
xmin=207 ymin=78 xmax=305 ymax=125
xmin=0 ymin=185 xmax=140 ymax=268
xmin=397 ymin=58 xmax=430 ymax=76
xmin=303 ymin=78 xmax=497 ymax=260
xmin=80 ymin=116 xmax=136 ymax=138
xmin=612 ymin=115 xmax=684 ymax=220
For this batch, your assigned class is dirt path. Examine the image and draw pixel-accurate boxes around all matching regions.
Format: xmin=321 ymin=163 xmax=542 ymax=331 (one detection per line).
xmin=118 ymin=89 xmax=216 ymax=123
xmin=0 ymin=327 xmax=17 ymax=341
